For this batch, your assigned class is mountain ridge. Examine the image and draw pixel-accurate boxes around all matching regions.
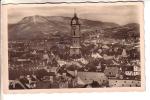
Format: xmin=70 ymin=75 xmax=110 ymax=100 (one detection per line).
xmin=8 ymin=15 xmax=139 ymax=40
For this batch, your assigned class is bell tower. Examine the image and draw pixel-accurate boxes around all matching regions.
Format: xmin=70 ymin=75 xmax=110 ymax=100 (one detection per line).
xmin=70 ymin=10 xmax=81 ymax=58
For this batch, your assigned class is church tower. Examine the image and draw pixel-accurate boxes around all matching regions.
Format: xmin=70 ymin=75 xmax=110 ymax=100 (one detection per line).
xmin=70 ymin=11 xmax=81 ymax=58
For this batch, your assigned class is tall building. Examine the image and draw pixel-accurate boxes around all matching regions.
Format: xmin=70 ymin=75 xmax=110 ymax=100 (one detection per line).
xmin=70 ymin=11 xmax=81 ymax=57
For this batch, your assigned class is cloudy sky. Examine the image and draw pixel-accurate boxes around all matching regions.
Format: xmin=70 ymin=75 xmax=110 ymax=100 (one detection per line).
xmin=8 ymin=3 xmax=142 ymax=25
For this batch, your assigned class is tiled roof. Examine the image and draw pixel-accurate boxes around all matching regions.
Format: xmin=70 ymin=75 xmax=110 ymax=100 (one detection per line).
xmin=67 ymin=71 xmax=108 ymax=85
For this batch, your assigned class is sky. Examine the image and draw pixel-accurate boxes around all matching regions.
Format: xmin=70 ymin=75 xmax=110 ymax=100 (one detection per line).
xmin=7 ymin=3 xmax=142 ymax=25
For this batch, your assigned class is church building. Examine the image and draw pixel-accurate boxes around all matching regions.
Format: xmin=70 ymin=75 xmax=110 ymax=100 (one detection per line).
xmin=70 ymin=11 xmax=81 ymax=58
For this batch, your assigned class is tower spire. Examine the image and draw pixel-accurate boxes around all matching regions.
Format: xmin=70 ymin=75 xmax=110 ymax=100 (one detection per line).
xmin=74 ymin=8 xmax=77 ymax=17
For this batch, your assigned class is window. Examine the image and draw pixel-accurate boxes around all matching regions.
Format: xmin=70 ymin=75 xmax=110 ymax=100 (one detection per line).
xmin=73 ymin=40 xmax=76 ymax=44
xmin=73 ymin=30 xmax=76 ymax=36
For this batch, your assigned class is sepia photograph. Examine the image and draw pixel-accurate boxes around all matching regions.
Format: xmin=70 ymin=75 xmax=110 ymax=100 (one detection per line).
xmin=1 ymin=2 xmax=144 ymax=92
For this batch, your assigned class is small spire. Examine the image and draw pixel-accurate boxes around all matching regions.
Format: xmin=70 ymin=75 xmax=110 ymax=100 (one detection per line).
xmin=74 ymin=8 xmax=77 ymax=17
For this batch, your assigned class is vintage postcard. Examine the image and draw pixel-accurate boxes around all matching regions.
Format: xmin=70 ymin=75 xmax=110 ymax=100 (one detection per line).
xmin=1 ymin=1 xmax=145 ymax=93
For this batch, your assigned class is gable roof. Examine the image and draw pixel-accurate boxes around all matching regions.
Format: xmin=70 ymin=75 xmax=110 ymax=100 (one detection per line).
xmin=91 ymin=53 xmax=102 ymax=59
xmin=67 ymin=71 xmax=108 ymax=85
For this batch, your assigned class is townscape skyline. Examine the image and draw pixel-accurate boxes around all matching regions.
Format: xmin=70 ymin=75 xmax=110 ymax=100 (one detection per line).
xmin=7 ymin=3 xmax=142 ymax=89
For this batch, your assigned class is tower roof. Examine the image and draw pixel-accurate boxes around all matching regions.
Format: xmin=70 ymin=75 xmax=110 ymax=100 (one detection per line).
xmin=71 ymin=9 xmax=80 ymax=25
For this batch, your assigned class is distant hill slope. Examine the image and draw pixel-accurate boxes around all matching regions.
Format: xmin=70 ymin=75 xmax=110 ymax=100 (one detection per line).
xmin=8 ymin=15 xmax=119 ymax=40
xmin=103 ymin=23 xmax=140 ymax=39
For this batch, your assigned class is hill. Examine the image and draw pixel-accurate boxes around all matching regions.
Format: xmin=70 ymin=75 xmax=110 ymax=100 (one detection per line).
xmin=8 ymin=15 xmax=119 ymax=40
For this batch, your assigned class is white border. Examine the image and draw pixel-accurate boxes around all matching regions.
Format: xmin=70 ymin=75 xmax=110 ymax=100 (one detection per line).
xmin=1 ymin=0 xmax=150 ymax=100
